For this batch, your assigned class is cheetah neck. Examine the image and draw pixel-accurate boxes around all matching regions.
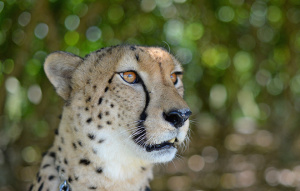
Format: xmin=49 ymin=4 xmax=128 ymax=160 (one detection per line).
xmin=52 ymin=112 xmax=153 ymax=190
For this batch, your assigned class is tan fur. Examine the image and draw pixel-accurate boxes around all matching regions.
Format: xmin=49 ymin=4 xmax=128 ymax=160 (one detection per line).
xmin=29 ymin=45 xmax=190 ymax=191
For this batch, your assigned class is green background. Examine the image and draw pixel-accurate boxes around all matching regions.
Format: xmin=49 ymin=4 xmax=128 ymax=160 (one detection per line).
xmin=1 ymin=0 xmax=300 ymax=190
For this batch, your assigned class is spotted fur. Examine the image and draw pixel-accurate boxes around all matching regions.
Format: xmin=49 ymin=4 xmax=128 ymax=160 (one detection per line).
xmin=29 ymin=45 xmax=191 ymax=191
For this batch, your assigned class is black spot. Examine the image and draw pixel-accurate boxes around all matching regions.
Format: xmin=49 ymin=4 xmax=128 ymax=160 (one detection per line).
xmin=37 ymin=176 xmax=41 ymax=183
xmin=98 ymin=113 xmax=102 ymax=119
xmin=55 ymin=128 xmax=59 ymax=135
xmin=56 ymin=166 xmax=60 ymax=172
xmin=78 ymin=141 xmax=83 ymax=147
xmin=58 ymin=114 xmax=62 ymax=120
xmin=72 ymin=142 xmax=77 ymax=149
xmin=98 ymin=97 xmax=103 ymax=105
xmin=110 ymin=104 xmax=114 ymax=108
xmin=86 ymin=118 xmax=92 ymax=123
xmin=36 ymin=172 xmax=40 ymax=179
xmin=75 ymin=176 xmax=79 ymax=181
xmin=98 ymin=139 xmax=104 ymax=144
xmin=42 ymin=164 xmax=51 ymax=169
xmin=86 ymin=79 xmax=91 ymax=84
xmin=38 ymin=183 xmax=44 ymax=191
xmin=61 ymin=168 xmax=65 ymax=173
xmin=85 ymin=107 xmax=89 ymax=111
xmin=28 ymin=184 xmax=33 ymax=191
xmin=96 ymin=167 xmax=103 ymax=173
xmin=107 ymin=47 xmax=113 ymax=54
xmin=145 ymin=186 xmax=151 ymax=191
xmin=93 ymin=85 xmax=97 ymax=90
xmin=104 ymin=87 xmax=109 ymax=92
xmin=79 ymin=159 xmax=91 ymax=165
xmin=64 ymin=158 xmax=68 ymax=165
xmin=106 ymin=121 xmax=111 ymax=125
xmin=108 ymin=76 xmax=113 ymax=84
xmin=135 ymin=54 xmax=139 ymax=61
xmin=89 ymin=186 xmax=97 ymax=190
xmin=88 ymin=134 xmax=95 ymax=140
xmin=86 ymin=96 xmax=91 ymax=102
xmin=48 ymin=175 xmax=55 ymax=181
xmin=105 ymin=111 xmax=109 ymax=116
xmin=97 ymin=125 xmax=103 ymax=129
xmin=49 ymin=152 xmax=56 ymax=159
xmin=96 ymin=48 xmax=104 ymax=53
xmin=130 ymin=46 xmax=136 ymax=50
xmin=65 ymin=100 xmax=71 ymax=107
xmin=141 ymin=167 xmax=146 ymax=171
xmin=58 ymin=147 xmax=62 ymax=152
xmin=68 ymin=176 xmax=73 ymax=183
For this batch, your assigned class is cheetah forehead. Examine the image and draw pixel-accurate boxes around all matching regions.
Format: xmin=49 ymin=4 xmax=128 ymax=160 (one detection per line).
xmin=84 ymin=46 xmax=182 ymax=76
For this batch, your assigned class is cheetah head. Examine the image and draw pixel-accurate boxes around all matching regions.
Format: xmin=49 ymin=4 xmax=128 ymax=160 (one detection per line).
xmin=44 ymin=45 xmax=191 ymax=164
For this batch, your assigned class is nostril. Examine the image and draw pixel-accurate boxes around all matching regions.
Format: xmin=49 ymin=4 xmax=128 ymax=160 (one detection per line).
xmin=163 ymin=109 xmax=192 ymax=128
xmin=163 ymin=111 xmax=182 ymax=128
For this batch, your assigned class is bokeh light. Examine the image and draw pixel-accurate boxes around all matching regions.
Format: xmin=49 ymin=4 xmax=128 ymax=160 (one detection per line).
xmin=18 ymin=12 xmax=31 ymax=27
xmin=65 ymin=15 xmax=80 ymax=31
xmin=86 ymin=26 xmax=102 ymax=42
xmin=141 ymin=0 xmax=156 ymax=12
xmin=218 ymin=6 xmax=235 ymax=22
xmin=34 ymin=23 xmax=48 ymax=39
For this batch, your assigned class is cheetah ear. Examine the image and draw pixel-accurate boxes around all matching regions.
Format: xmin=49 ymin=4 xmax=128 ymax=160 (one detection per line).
xmin=44 ymin=51 xmax=83 ymax=100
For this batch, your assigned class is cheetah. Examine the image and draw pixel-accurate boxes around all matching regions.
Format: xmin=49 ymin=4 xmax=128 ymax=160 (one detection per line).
xmin=29 ymin=45 xmax=191 ymax=191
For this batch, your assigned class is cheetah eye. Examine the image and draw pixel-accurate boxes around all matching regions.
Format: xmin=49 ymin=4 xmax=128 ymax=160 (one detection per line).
xmin=120 ymin=71 xmax=139 ymax=84
xmin=170 ymin=73 xmax=178 ymax=84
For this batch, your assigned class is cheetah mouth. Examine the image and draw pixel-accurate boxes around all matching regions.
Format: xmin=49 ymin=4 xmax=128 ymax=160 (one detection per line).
xmin=145 ymin=138 xmax=178 ymax=152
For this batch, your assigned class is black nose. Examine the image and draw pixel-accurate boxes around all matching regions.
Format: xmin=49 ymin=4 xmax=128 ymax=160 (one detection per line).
xmin=163 ymin=109 xmax=192 ymax=128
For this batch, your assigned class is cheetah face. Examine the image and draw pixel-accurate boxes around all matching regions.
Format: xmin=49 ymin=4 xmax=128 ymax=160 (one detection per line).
xmin=44 ymin=45 xmax=191 ymax=163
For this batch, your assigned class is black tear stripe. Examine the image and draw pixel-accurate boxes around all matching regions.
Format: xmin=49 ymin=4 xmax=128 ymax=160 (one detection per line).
xmin=133 ymin=78 xmax=150 ymax=146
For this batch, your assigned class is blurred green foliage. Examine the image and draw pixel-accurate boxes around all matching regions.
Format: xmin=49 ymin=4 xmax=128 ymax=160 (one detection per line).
xmin=1 ymin=0 xmax=300 ymax=190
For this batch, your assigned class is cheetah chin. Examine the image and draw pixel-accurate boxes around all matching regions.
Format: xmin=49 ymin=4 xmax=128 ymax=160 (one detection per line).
xmin=30 ymin=45 xmax=191 ymax=191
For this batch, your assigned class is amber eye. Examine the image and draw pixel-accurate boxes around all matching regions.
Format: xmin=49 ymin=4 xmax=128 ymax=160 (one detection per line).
xmin=120 ymin=71 xmax=138 ymax=84
xmin=170 ymin=73 xmax=178 ymax=84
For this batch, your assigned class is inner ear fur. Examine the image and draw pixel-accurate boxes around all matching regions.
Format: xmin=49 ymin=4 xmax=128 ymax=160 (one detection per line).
xmin=44 ymin=51 xmax=83 ymax=100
